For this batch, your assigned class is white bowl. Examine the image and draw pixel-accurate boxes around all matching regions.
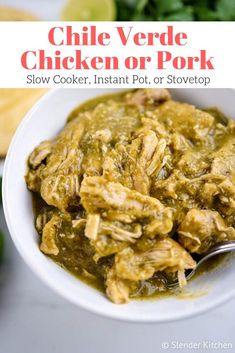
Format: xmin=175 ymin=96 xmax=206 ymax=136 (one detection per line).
xmin=3 ymin=88 xmax=235 ymax=323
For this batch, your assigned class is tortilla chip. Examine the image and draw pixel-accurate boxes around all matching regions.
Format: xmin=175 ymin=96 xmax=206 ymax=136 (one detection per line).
xmin=0 ymin=6 xmax=38 ymax=21
xmin=0 ymin=89 xmax=47 ymax=157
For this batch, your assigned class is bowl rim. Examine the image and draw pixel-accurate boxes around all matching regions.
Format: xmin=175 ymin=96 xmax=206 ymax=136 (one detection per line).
xmin=3 ymin=88 xmax=235 ymax=323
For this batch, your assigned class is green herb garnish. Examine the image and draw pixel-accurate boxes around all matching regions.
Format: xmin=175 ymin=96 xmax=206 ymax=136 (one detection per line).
xmin=115 ymin=0 xmax=235 ymax=21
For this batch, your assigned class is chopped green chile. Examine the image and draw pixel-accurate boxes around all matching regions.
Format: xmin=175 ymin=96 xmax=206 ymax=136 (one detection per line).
xmin=26 ymin=89 xmax=235 ymax=304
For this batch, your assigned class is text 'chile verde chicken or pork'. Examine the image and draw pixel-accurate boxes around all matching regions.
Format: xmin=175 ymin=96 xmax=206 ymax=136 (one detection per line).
xmin=25 ymin=89 xmax=235 ymax=304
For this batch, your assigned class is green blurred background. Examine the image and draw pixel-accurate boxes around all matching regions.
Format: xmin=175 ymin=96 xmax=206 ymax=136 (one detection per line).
xmin=0 ymin=0 xmax=235 ymax=21
xmin=116 ymin=0 xmax=235 ymax=21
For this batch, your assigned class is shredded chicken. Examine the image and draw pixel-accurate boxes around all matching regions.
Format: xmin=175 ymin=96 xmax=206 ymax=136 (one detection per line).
xmin=25 ymin=88 xmax=235 ymax=304
xmin=156 ymin=100 xmax=214 ymax=142
xmin=35 ymin=207 xmax=55 ymax=234
xmin=72 ymin=219 xmax=86 ymax=229
xmin=217 ymin=178 xmax=235 ymax=215
xmin=92 ymin=129 xmax=112 ymax=143
xmin=109 ymin=238 xmax=196 ymax=297
xmin=28 ymin=140 xmax=52 ymax=169
xmin=40 ymin=215 xmax=60 ymax=256
xmin=100 ymin=221 xmax=142 ymax=243
xmin=106 ymin=268 xmax=130 ymax=304
xmin=85 ymin=214 xmax=100 ymax=240
xmin=126 ymin=88 xmax=171 ymax=106
xmin=140 ymin=118 xmax=167 ymax=138
xmin=132 ymin=131 xmax=158 ymax=194
xmin=80 ymin=176 xmax=173 ymax=232
xmin=41 ymin=120 xmax=84 ymax=178
xmin=211 ymin=138 xmax=235 ymax=176
xmin=84 ymin=220 xmax=142 ymax=260
xmin=178 ymin=209 xmax=235 ymax=254
xmin=41 ymin=174 xmax=80 ymax=211
xmin=146 ymin=138 xmax=167 ymax=176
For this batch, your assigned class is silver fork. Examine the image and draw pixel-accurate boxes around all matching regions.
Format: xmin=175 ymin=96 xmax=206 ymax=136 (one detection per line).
xmin=166 ymin=240 xmax=235 ymax=289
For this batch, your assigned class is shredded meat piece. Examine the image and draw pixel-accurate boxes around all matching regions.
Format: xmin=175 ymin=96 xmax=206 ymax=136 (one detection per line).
xmin=156 ymin=101 xmax=214 ymax=142
xmin=102 ymin=144 xmax=134 ymax=189
xmin=113 ymin=238 xmax=195 ymax=286
xmin=146 ymin=138 xmax=167 ymax=176
xmin=106 ymin=268 xmax=130 ymax=304
xmin=35 ymin=207 xmax=55 ymax=234
xmin=128 ymin=135 xmax=149 ymax=194
xmin=42 ymin=120 xmax=84 ymax=178
xmin=178 ymin=209 xmax=235 ymax=254
xmin=100 ymin=221 xmax=142 ymax=243
xmin=40 ymin=215 xmax=61 ymax=256
xmin=85 ymin=219 xmax=142 ymax=261
xmin=92 ymin=129 xmax=112 ymax=143
xmin=140 ymin=118 xmax=167 ymax=138
xmin=41 ymin=174 xmax=80 ymax=211
xmin=139 ymin=131 xmax=158 ymax=166
xmin=72 ymin=219 xmax=86 ymax=229
xmin=201 ymin=183 xmax=219 ymax=206
xmin=25 ymin=119 xmax=84 ymax=197
xmin=80 ymin=176 xmax=173 ymax=230
xmin=103 ymin=130 xmax=169 ymax=194
xmin=26 ymin=89 xmax=235 ymax=304
xmin=85 ymin=214 xmax=100 ymax=240
xmin=217 ymin=178 xmax=235 ymax=215
xmin=196 ymin=137 xmax=235 ymax=215
xmin=177 ymin=151 xmax=210 ymax=178
xmin=84 ymin=220 xmax=143 ymax=260
xmin=103 ymin=212 xmax=135 ymax=224
xmin=28 ymin=140 xmax=52 ymax=169
xmin=127 ymin=88 xmax=170 ymax=106
xmin=154 ymin=170 xmax=188 ymax=200
xmin=211 ymin=138 xmax=235 ymax=176
xmin=131 ymin=131 xmax=160 ymax=194
xmin=144 ymin=209 xmax=173 ymax=237
xmin=171 ymin=133 xmax=192 ymax=152
xmin=92 ymin=234 xmax=127 ymax=260
xmin=25 ymin=165 xmax=44 ymax=192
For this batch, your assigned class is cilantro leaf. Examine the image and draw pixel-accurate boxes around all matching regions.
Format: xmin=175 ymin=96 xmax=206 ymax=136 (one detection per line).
xmin=216 ymin=0 xmax=235 ymax=20
xmin=195 ymin=7 xmax=219 ymax=20
xmin=136 ymin=0 xmax=148 ymax=12
xmin=115 ymin=0 xmax=235 ymax=21
xmin=161 ymin=6 xmax=194 ymax=20
xmin=156 ymin=0 xmax=184 ymax=16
